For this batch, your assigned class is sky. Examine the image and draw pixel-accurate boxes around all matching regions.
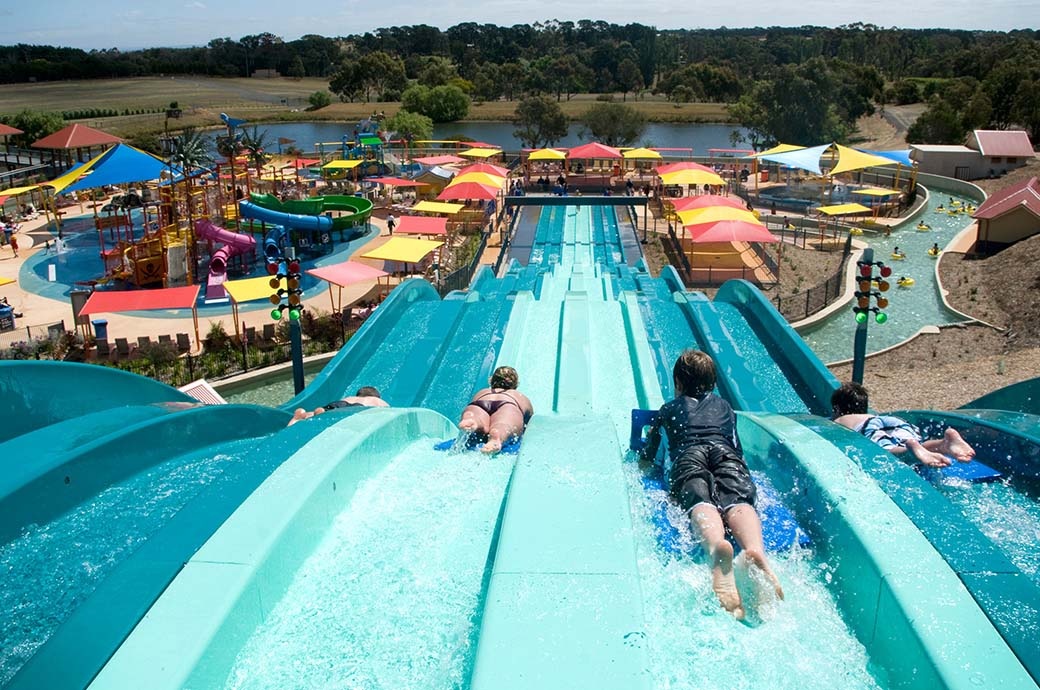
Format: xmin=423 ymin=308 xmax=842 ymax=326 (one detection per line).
xmin=1 ymin=0 xmax=1035 ymax=50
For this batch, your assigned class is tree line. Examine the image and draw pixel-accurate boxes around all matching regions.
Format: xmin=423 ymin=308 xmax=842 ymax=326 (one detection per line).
xmin=1 ymin=23 xmax=1037 ymax=146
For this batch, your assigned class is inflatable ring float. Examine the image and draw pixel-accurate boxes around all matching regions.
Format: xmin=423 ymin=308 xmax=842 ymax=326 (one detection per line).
xmin=928 ymin=248 xmax=941 ymax=258
xmin=897 ymin=277 xmax=915 ymax=287
xmin=891 ymin=252 xmax=906 ymax=260
xmin=916 ymin=222 xmax=931 ymax=231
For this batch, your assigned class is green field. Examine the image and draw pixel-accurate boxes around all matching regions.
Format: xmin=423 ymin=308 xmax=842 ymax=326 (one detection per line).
xmin=0 ymin=76 xmax=734 ymax=136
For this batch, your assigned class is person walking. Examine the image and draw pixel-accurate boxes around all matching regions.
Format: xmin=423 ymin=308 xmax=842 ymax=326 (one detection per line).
xmin=386 ymin=214 xmax=396 ymax=235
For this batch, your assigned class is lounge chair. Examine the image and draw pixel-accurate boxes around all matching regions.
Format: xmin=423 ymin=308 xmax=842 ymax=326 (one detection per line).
xmin=137 ymin=336 xmax=152 ymax=349
xmin=176 ymin=333 xmax=191 ymax=352
xmin=244 ymin=326 xmax=257 ymax=346
xmin=262 ymin=323 xmax=277 ymax=343
xmin=114 ymin=338 xmax=134 ymax=359
xmin=158 ymin=334 xmax=173 ymax=346
xmin=95 ymin=339 xmax=111 ymax=359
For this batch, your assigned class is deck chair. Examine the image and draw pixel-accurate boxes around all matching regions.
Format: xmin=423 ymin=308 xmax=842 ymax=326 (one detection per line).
xmin=262 ymin=323 xmax=277 ymax=343
xmin=114 ymin=338 xmax=134 ymax=358
xmin=95 ymin=339 xmax=111 ymax=359
xmin=244 ymin=326 xmax=257 ymax=346
xmin=137 ymin=336 xmax=152 ymax=349
xmin=176 ymin=333 xmax=191 ymax=352
xmin=158 ymin=334 xmax=173 ymax=346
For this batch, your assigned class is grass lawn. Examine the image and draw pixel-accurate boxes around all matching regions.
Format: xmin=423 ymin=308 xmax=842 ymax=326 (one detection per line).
xmin=0 ymin=76 xmax=735 ymax=136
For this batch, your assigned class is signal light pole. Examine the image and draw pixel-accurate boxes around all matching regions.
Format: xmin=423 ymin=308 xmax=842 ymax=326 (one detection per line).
xmin=268 ymin=254 xmax=306 ymax=394
xmin=851 ymin=248 xmax=892 ymax=384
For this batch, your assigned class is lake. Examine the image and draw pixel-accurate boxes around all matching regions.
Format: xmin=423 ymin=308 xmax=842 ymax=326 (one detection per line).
xmin=234 ymin=121 xmax=748 ymax=156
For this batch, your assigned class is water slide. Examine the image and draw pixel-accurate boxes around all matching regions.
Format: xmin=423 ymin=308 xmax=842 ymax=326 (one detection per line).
xmin=4 ymin=203 xmax=1040 ymax=689
xmin=238 ymin=193 xmax=373 ymax=259
xmin=194 ymin=219 xmax=257 ymax=300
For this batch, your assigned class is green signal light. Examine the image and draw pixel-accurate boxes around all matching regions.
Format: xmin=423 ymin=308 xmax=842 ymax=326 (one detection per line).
xmin=875 ymin=311 xmax=888 ymax=324
xmin=288 ymin=308 xmax=301 ymax=321
xmin=271 ymin=308 xmax=282 ymax=320
xmin=855 ymin=311 xmax=868 ymax=324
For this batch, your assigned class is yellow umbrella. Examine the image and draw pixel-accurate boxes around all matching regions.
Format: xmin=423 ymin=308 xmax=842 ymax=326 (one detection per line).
xmin=528 ymin=148 xmax=566 ymax=161
xmin=449 ymin=171 xmax=506 ymax=188
xmin=660 ymin=169 xmax=726 ymax=187
xmin=413 ymin=200 xmax=464 ymax=214
xmin=622 ymin=147 xmax=662 ymax=160
xmin=677 ymin=207 xmax=760 ymax=226
xmin=458 ymin=147 xmax=502 ymax=159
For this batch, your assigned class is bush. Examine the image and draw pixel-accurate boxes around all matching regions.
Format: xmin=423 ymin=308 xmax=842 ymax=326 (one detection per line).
xmin=204 ymin=321 xmax=232 ymax=353
xmin=308 ymin=91 xmax=332 ymax=110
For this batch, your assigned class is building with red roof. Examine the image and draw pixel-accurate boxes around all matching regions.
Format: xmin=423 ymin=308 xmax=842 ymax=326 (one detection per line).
xmin=972 ymin=176 xmax=1040 ymax=253
xmin=909 ymin=129 xmax=1034 ymax=180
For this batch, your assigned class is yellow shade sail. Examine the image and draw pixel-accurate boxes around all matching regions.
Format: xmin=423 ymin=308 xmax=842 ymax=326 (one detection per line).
xmin=660 ymin=169 xmax=726 ymax=186
xmin=449 ymin=172 xmax=506 ymax=188
xmin=361 ymin=236 xmax=444 ymax=263
xmin=458 ymin=147 xmax=502 ymax=159
xmin=224 ymin=275 xmax=281 ymax=304
xmin=528 ymin=148 xmax=566 ymax=161
xmin=322 ymin=159 xmax=363 ymax=169
xmin=850 ymin=187 xmax=900 ymax=197
xmin=677 ymin=207 xmax=760 ymax=226
xmin=0 ymin=277 xmax=15 ymax=287
xmin=413 ymin=200 xmax=465 ymax=214
xmin=0 ymin=184 xmax=41 ymax=196
xmin=829 ymin=145 xmax=898 ymax=175
xmin=749 ymin=143 xmax=805 ymax=157
xmin=622 ymin=147 xmax=662 ymax=159
xmin=816 ymin=202 xmax=872 ymax=216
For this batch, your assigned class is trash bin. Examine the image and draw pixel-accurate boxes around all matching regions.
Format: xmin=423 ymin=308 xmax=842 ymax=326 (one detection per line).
xmin=0 ymin=306 xmax=14 ymax=332
xmin=760 ymin=169 xmax=770 ymax=182
xmin=92 ymin=319 xmax=108 ymax=340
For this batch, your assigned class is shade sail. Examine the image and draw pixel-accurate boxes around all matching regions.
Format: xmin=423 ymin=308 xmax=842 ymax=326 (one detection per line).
xmin=857 ymin=148 xmax=913 ymax=167
xmin=458 ymin=147 xmax=502 ymax=159
xmin=0 ymin=184 xmax=40 ymax=196
xmin=33 ymin=123 xmax=122 ymax=149
xmin=568 ymin=142 xmax=622 ymax=159
xmin=748 ymin=143 xmax=805 ymax=158
xmin=413 ymin=200 xmax=464 ymax=214
xmin=449 ymin=172 xmax=505 ymax=188
xmin=656 ymin=161 xmax=716 ymax=175
xmin=458 ymin=162 xmax=509 ymax=177
xmin=322 ymin=159 xmax=363 ymax=169
xmin=622 ymin=147 xmax=661 ymax=159
xmin=414 ymin=155 xmax=467 ymax=165
xmin=395 ymin=215 xmax=448 ymax=236
xmin=830 ymin=145 xmax=898 ymax=175
xmin=57 ymin=144 xmax=181 ymax=194
xmin=361 ymin=237 xmax=443 ymax=263
xmin=0 ymin=124 xmax=23 ymax=136
xmin=660 ymin=169 xmax=726 ymax=186
xmin=359 ymin=135 xmax=382 ymax=147
xmin=224 ymin=275 xmax=280 ymax=304
xmin=816 ymin=203 xmax=872 ymax=216
xmin=80 ymin=285 xmax=200 ymax=315
xmin=678 ymin=207 xmax=759 ymax=226
xmin=437 ymin=182 xmax=498 ymax=201
xmin=0 ymin=277 xmax=15 ymax=287
xmin=528 ymin=148 xmax=566 ymax=161
xmin=851 ymin=187 xmax=900 ymax=197
xmin=670 ymin=196 xmax=748 ymax=212
xmin=294 ymin=157 xmax=321 ymax=168
xmin=367 ymin=176 xmax=428 ymax=187
xmin=307 ymin=260 xmax=388 ymax=287
xmin=758 ymin=144 xmax=831 ymax=174
xmin=686 ymin=220 xmax=779 ymax=244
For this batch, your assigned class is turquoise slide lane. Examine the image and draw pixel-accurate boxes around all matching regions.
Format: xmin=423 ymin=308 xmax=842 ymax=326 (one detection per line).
xmin=962 ymin=376 xmax=1040 ymax=415
xmin=0 ymin=361 xmax=194 ymax=443
xmin=793 ymin=415 xmax=1040 ymax=684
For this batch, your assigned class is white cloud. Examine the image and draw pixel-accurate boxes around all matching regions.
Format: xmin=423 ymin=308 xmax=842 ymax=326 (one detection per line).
xmin=186 ymin=1 xmax=206 ymax=8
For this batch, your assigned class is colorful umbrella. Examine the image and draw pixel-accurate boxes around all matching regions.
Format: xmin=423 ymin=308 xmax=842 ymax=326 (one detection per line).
xmin=685 ymin=220 xmax=779 ymax=244
xmin=528 ymin=148 xmax=567 ymax=161
xmin=449 ymin=172 xmax=505 ymax=188
xmin=677 ymin=207 xmax=759 ymax=226
xmin=622 ymin=147 xmax=661 ymax=159
xmin=670 ymin=196 xmax=749 ymax=212
xmin=656 ymin=161 xmax=717 ymax=175
xmin=660 ymin=169 xmax=726 ymax=187
xmin=437 ymin=182 xmax=498 ymax=201
xmin=568 ymin=142 xmax=623 ymax=159
xmin=458 ymin=162 xmax=510 ymax=177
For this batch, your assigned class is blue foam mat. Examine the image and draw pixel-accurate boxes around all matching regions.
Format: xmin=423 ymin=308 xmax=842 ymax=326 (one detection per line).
xmin=433 ymin=435 xmax=522 ymax=454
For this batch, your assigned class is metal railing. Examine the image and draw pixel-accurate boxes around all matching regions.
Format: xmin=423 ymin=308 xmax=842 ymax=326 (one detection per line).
xmin=774 ymin=234 xmax=854 ymax=321
xmin=0 ymin=320 xmax=66 ymax=353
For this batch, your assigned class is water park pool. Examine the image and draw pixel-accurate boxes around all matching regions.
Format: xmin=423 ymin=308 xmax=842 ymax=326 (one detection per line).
xmin=800 ymin=187 xmax=975 ymax=363
xmin=3 ymin=198 xmax=1038 ymax=690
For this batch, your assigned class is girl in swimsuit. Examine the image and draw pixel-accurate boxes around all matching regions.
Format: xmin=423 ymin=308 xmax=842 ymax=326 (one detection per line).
xmin=459 ymin=366 xmax=534 ymax=454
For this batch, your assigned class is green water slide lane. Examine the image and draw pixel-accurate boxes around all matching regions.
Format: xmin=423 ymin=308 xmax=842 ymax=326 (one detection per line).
xmin=738 ymin=413 xmax=1037 ymax=690
xmin=248 ymin=192 xmax=373 ymax=229
xmin=0 ymin=360 xmax=194 ymax=443
xmin=962 ymin=376 xmax=1040 ymax=415
xmin=792 ymin=415 xmax=1040 ymax=686
xmin=87 ymin=409 xmax=463 ymax=690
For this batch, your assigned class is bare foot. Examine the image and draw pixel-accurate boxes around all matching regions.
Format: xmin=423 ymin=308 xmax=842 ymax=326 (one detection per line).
xmin=480 ymin=438 xmax=503 ymax=454
xmin=288 ymin=408 xmax=313 ymax=427
xmin=710 ymin=540 xmax=744 ymax=620
xmin=742 ymin=550 xmax=785 ymax=601
xmin=940 ymin=428 xmax=976 ymax=463
xmin=905 ymin=439 xmax=951 ymax=467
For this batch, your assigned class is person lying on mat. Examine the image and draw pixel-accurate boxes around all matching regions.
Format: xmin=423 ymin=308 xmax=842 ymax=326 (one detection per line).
xmin=458 ymin=366 xmax=534 ymax=454
xmin=830 ymin=381 xmax=975 ymax=468
xmin=289 ymin=386 xmax=389 ymax=426
xmin=638 ymin=350 xmax=783 ymax=619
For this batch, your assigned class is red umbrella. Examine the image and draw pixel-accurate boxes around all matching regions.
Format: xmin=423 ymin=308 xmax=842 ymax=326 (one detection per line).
xmin=437 ymin=182 xmax=498 ymax=201
xmin=685 ymin=220 xmax=779 ymax=244
xmin=458 ymin=162 xmax=509 ymax=177
xmin=568 ymin=142 xmax=622 ymax=159
xmin=671 ymin=196 xmax=749 ymax=212
xmin=656 ymin=161 xmax=716 ymax=175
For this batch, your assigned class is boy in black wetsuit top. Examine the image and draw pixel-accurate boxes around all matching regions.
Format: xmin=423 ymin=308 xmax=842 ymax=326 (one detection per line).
xmin=640 ymin=350 xmax=783 ymax=619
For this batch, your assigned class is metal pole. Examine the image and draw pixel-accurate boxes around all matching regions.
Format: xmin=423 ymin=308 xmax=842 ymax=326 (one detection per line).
xmin=290 ymin=318 xmax=305 ymax=394
xmin=851 ymin=247 xmax=873 ymax=384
